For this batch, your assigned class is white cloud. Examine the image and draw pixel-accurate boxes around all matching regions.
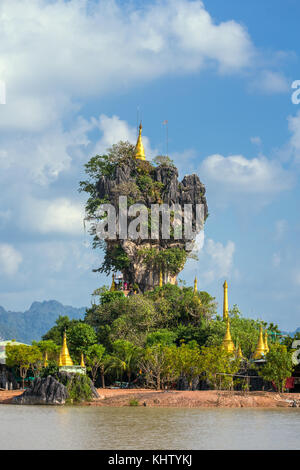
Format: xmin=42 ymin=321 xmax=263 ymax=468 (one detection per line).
xmin=0 ymin=0 xmax=255 ymax=131
xmin=20 ymin=197 xmax=84 ymax=235
xmin=250 ymin=136 xmax=262 ymax=147
xmin=201 ymin=153 xmax=294 ymax=194
xmin=250 ymin=70 xmax=289 ymax=94
xmin=204 ymin=239 xmax=235 ymax=283
xmin=0 ymin=244 xmax=22 ymax=276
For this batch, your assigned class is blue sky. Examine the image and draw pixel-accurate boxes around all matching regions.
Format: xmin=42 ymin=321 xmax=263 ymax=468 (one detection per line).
xmin=0 ymin=0 xmax=300 ymax=330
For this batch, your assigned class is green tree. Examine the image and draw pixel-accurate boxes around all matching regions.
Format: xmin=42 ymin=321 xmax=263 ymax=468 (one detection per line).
xmin=42 ymin=316 xmax=79 ymax=345
xmin=111 ymin=340 xmax=142 ymax=384
xmin=200 ymin=345 xmax=241 ymax=390
xmin=140 ymin=344 xmax=178 ymax=390
xmin=6 ymin=344 xmax=42 ymax=388
xmin=85 ymin=343 xmax=106 ymax=385
xmin=32 ymin=340 xmax=60 ymax=361
xmin=176 ymin=342 xmax=202 ymax=390
xmin=67 ymin=322 xmax=97 ymax=360
xmin=146 ymin=329 xmax=177 ymax=347
xmin=259 ymin=344 xmax=294 ymax=392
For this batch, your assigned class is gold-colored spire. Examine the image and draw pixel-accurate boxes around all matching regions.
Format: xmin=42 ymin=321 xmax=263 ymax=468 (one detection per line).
xmin=58 ymin=352 xmax=63 ymax=367
xmin=135 ymin=123 xmax=146 ymax=160
xmin=253 ymin=326 xmax=266 ymax=360
xmin=236 ymin=344 xmax=243 ymax=359
xmin=223 ymin=280 xmax=228 ymax=320
xmin=60 ymin=331 xmax=73 ymax=366
xmin=222 ymin=318 xmax=235 ymax=354
xmin=159 ymin=270 xmax=163 ymax=288
xmin=80 ymin=353 xmax=85 ymax=367
xmin=193 ymin=277 xmax=198 ymax=294
xmin=264 ymin=331 xmax=269 ymax=354
xmin=43 ymin=351 xmax=48 ymax=368
xmin=110 ymin=273 xmax=116 ymax=292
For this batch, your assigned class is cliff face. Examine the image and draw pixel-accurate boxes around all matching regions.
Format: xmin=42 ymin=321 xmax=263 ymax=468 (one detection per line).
xmin=96 ymin=160 xmax=208 ymax=291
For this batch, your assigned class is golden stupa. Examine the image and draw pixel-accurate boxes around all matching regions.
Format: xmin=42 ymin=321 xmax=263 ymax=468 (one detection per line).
xmin=253 ymin=326 xmax=266 ymax=360
xmin=193 ymin=277 xmax=198 ymax=294
xmin=222 ymin=318 xmax=235 ymax=354
xmin=60 ymin=331 xmax=73 ymax=366
xmin=43 ymin=351 xmax=48 ymax=368
xmin=223 ymin=280 xmax=229 ymax=320
xmin=110 ymin=273 xmax=116 ymax=292
xmin=80 ymin=353 xmax=85 ymax=368
xmin=135 ymin=123 xmax=146 ymax=160
xmin=236 ymin=344 xmax=243 ymax=359
xmin=264 ymin=331 xmax=269 ymax=354
xmin=159 ymin=270 xmax=163 ymax=287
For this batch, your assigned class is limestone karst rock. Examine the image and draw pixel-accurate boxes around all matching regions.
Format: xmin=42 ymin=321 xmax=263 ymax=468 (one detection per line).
xmin=94 ymin=157 xmax=208 ymax=291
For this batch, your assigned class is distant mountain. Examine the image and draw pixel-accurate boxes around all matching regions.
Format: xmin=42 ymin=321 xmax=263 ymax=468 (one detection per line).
xmin=281 ymin=328 xmax=300 ymax=337
xmin=0 ymin=300 xmax=86 ymax=344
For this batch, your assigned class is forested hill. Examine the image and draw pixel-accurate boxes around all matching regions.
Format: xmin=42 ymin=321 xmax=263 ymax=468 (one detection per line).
xmin=0 ymin=300 xmax=86 ymax=343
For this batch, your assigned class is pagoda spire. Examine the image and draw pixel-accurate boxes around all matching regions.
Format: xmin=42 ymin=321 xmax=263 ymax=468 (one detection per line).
xmin=43 ymin=351 xmax=48 ymax=368
xmin=60 ymin=331 xmax=73 ymax=366
xmin=223 ymin=280 xmax=229 ymax=320
xmin=222 ymin=318 xmax=235 ymax=354
xmin=193 ymin=277 xmax=198 ymax=294
xmin=80 ymin=353 xmax=85 ymax=368
xmin=159 ymin=270 xmax=163 ymax=288
xmin=253 ymin=326 xmax=266 ymax=360
xmin=264 ymin=331 xmax=269 ymax=354
xmin=135 ymin=123 xmax=146 ymax=160
xmin=110 ymin=273 xmax=116 ymax=292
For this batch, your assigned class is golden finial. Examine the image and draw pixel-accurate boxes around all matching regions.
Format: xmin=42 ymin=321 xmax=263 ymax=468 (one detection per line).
xmin=223 ymin=280 xmax=229 ymax=320
xmin=60 ymin=331 xmax=73 ymax=366
xmin=80 ymin=353 xmax=85 ymax=367
xmin=193 ymin=277 xmax=198 ymax=294
xmin=43 ymin=351 xmax=48 ymax=368
xmin=159 ymin=270 xmax=163 ymax=287
xmin=236 ymin=344 xmax=243 ymax=359
xmin=264 ymin=331 xmax=269 ymax=354
xmin=135 ymin=122 xmax=146 ymax=160
xmin=253 ymin=326 xmax=266 ymax=360
xmin=110 ymin=273 xmax=116 ymax=292
xmin=222 ymin=318 xmax=235 ymax=354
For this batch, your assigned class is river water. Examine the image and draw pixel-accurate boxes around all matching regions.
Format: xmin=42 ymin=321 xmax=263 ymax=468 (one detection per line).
xmin=0 ymin=405 xmax=299 ymax=450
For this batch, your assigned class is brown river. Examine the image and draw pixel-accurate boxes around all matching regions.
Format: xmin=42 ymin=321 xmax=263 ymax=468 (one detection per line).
xmin=0 ymin=405 xmax=300 ymax=449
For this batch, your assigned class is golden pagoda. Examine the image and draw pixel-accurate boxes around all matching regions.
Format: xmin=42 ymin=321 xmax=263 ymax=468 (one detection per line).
xmin=223 ymin=280 xmax=229 ymax=320
xmin=236 ymin=344 xmax=243 ymax=359
xmin=43 ymin=351 xmax=48 ymax=368
xmin=193 ymin=277 xmax=198 ymax=294
xmin=110 ymin=273 xmax=116 ymax=292
xmin=253 ymin=326 xmax=266 ymax=360
xmin=222 ymin=318 xmax=235 ymax=354
xmin=264 ymin=331 xmax=269 ymax=354
xmin=135 ymin=123 xmax=146 ymax=160
xmin=159 ymin=270 xmax=163 ymax=287
xmin=60 ymin=331 xmax=73 ymax=366
xmin=80 ymin=353 xmax=85 ymax=368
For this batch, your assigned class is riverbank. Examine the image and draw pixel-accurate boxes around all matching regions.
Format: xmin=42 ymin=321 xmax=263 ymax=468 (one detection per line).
xmin=2 ymin=388 xmax=300 ymax=408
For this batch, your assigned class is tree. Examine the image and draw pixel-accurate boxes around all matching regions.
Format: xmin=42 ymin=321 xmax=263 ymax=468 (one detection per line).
xmin=32 ymin=340 xmax=60 ymax=361
xmin=140 ymin=344 xmax=178 ymax=390
xmin=67 ymin=322 xmax=97 ymax=360
xmin=146 ymin=329 xmax=177 ymax=347
xmin=42 ymin=316 xmax=79 ymax=344
xmin=200 ymin=345 xmax=241 ymax=390
xmin=111 ymin=340 xmax=142 ymax=384
xmin=259 ymin=344 xmax=294 ymax=393
xmin=176 ymin=342 xmax=202 ymax=390
xmin=85 ymin=343 xmax=106 ymax=385
xmin=6 ymin=344 xmax=42 ymax=388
